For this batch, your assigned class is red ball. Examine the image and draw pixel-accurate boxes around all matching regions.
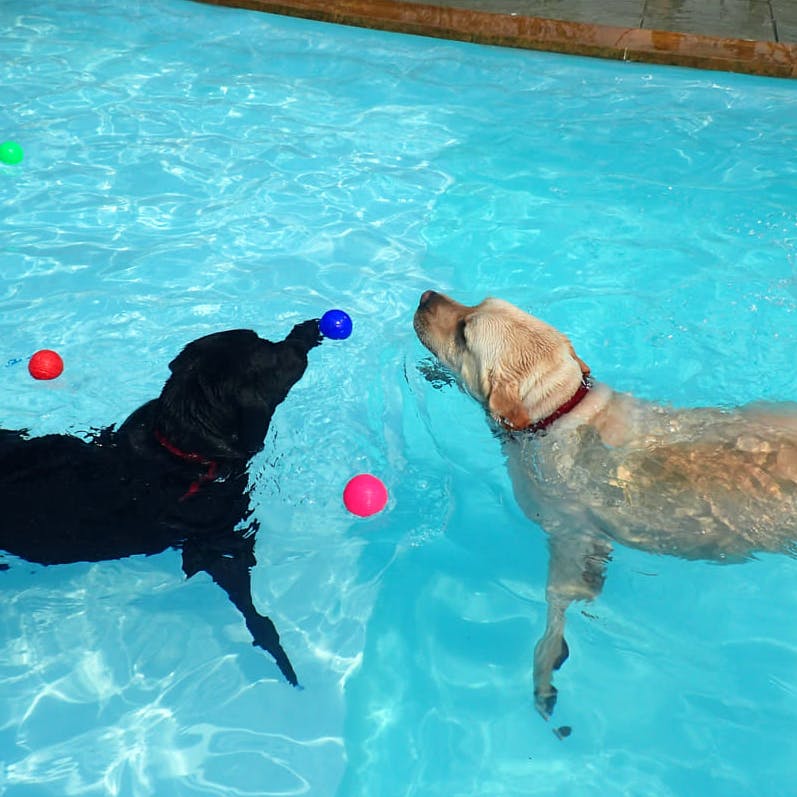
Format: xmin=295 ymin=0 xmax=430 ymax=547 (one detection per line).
xmin=343 ymin=473 xmax=388 ymax=517
xmin=28 ymin=349 xmax=64 ymax=380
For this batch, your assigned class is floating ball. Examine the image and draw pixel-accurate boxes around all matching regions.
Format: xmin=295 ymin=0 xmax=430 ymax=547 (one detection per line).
xmin=28 ymin=349 xmax=64 ymax=380
xmin=343 ymin=473 xmax=388 ymax=517
xmin=0 ymin=141 xmax=24 ymax=165
xmin=319 ymin=309 xmax=352 ymax=340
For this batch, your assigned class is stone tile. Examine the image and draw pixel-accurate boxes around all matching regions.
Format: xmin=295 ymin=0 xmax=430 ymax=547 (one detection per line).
xmin=622 ymin=26 xmax=796 ymax=74
xmin=401 ymin=0 xmax=645 ymax=28
xmin=643 ymin=0 xmax=775 ymax=41
xmin=772 ymin=0 xmax=797 ymax=42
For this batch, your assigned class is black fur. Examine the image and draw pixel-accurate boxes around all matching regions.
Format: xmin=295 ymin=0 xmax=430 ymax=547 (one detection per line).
xmin=0 ymin=319 xmax=323 ymax=685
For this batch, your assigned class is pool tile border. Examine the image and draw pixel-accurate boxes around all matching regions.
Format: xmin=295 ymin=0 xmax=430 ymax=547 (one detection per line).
xmin=194 ymin=0 xmax=797 ymax=78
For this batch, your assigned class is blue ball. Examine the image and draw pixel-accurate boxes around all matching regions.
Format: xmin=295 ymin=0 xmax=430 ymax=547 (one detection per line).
xmin=319 ymin=309 xmax=352 ymax=340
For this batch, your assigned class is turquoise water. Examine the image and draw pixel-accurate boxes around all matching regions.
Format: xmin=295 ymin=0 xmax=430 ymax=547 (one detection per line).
xmin=1 ymin=1 xmax=796 ymax=795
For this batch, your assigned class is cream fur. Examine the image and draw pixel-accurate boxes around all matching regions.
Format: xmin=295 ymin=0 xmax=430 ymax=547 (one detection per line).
xmin=414 ymin=290 xmax=797 ymax=722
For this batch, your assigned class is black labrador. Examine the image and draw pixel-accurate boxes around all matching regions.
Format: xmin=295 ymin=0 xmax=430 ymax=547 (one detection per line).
xmin=0 ymin=319 xmax=323 ymax=685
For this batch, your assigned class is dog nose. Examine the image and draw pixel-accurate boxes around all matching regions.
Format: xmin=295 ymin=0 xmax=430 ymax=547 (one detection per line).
xmin=419 ymin=290 xmax=437 ymax=309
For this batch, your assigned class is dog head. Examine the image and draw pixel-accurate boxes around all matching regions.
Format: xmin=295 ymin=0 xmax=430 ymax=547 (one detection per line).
xmin=413 ymin=291 xmax=589 ymax=430
xmin=156 ymin=322 xmax=320 ymax=462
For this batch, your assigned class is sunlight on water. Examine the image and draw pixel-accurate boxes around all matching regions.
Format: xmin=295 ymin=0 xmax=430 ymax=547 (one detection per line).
xmin=1 ymin=0 xmax=796 ymax=795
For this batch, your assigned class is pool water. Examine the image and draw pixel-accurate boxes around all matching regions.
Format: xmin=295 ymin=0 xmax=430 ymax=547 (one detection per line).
xmin=1 ymin=1 xmax=796 ymax=795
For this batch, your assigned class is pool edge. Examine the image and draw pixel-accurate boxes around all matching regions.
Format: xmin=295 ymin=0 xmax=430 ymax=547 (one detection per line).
xmin=191 ymin=0 xmax=797 ymax=79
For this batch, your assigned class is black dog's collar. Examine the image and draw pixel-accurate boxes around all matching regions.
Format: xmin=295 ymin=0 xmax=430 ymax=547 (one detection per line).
xmin=155 ymin=430 xmax=219 ymax=501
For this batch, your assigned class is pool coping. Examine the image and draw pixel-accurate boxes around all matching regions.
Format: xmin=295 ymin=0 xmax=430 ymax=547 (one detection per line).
xmin=194 ymin=0 xmax=797 ymax=78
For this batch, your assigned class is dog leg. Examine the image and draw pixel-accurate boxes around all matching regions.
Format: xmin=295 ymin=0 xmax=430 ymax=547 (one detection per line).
xmin=533 ymin=596 xmax=569 ymax=719
xmin=182 ymin=536 xmax=298 ymax=686
xmin=533 ymin=530 xmax=611 ymax=719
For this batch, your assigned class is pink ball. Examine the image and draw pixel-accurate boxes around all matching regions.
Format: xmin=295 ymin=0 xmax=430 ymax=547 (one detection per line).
xmin=343 ymin=473 xmax=388 ymax=517
xmin=28 ymin=349 xmax=64 ymax=380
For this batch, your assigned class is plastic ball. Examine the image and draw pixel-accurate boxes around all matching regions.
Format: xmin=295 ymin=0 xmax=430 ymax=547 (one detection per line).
xmin=319 ymin=309 xmax=352 ymax=340
xmin=343 ymin=473 xmax=388 ymax=517
xmin=28 ymin=349 xmax=64 ymax=380
xmin=0 ymin=141 xmax=24 ymax=165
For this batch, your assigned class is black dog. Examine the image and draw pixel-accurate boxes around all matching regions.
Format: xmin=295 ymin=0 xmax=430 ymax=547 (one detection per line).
xmin=0 ymin=319 xmax=323 ymax=685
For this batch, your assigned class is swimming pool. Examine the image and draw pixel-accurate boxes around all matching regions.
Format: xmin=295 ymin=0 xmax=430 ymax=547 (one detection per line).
xmin=1 ymin=0 xmax=796 ymax=795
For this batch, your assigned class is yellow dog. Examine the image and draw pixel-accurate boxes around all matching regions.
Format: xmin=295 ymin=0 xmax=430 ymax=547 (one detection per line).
xmin=414 ymin=290 xmax=797 ymax=720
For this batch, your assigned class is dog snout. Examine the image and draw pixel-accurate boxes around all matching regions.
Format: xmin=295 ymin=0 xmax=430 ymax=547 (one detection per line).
xmin=419 ymin=290 xmax=443 ymax=311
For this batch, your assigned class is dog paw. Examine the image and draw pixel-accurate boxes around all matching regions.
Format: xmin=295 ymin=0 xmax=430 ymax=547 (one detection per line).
xmin=246 ymin=613 xmax=299 ymax=687
xmin=534 ymin=685 xmax=558 ymax=720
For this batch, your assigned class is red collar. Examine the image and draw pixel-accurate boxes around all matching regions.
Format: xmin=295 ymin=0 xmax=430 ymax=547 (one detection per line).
xmin=525 ymin=378 xmax=591 ymax=434
xmin=155 ymin=430 xmax=219 ymax=500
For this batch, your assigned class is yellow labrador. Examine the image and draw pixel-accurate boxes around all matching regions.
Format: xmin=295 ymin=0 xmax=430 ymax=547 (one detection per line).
xmin=414 ymin=290 xmax=797 ymax=721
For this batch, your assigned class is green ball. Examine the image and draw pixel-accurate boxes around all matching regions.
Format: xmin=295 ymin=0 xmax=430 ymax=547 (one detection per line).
xmin=0 ymin=141 xmax=24 ymax=165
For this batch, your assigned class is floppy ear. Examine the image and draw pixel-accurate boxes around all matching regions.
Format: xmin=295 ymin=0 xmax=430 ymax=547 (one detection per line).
xmin=488 ymin=379 xmax=532 ymax=430
xmin=568 ymin=342 xmax=590 ymax=377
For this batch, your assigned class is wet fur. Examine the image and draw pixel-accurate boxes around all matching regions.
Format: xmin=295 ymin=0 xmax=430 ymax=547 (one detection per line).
xmin=1 ymin=320 xmax=322 ymax=685
xmin=414 ymin=291 xmax=797 ymax=720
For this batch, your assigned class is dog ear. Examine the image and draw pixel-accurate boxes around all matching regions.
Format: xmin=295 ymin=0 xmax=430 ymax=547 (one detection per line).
xmin=488 ymin=381 xmax=532 ymax=430
xmin=568 ymin=342 xmax=590 ymax=377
